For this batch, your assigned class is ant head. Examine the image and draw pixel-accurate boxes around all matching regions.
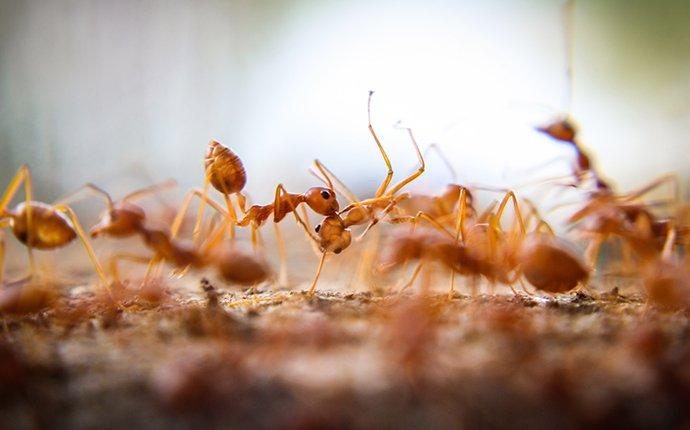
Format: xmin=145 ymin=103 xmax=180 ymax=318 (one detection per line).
xmin=90 ymin=202 xmax=145 ymax=238
xmin=315 ymin=215 xmax=351 ymax=254
xmin=304 ymin=187 xmax=339 ymax=215
xmin=536 ymin=117 xmax=577 ymax=144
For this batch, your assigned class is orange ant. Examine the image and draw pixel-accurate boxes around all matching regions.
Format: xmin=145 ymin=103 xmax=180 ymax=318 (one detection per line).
xmin=0 ymin=165 xmax=108 ymax=291
xmin=177 ymin=140 xmax=248 ymax=247
xmin=625 ymin=225 xmax=690 ymax=310
xmin=70 ymin=181 xmax=269 ymax=287
xmin=236 ymin=183 xmax=339 ymax=288
xmin=563 ymin=173 xmax=681 ymax=274
xmin=332 ymin=91 xmax=426 ymax=238
xmin=530 ymin=0 xmax=611 ymax=191
xmin=380 ymin=189 xmax=590 ymax=296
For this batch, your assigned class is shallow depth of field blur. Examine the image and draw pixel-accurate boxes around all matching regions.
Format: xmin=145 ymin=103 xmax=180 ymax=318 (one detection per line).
xmin=1 ymin=0 xmax=689 ymax=277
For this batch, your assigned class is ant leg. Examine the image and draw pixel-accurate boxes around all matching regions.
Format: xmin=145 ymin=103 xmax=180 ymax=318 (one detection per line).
xmin=122 ymin=179 xmax=177 ymax=203
xmin=453 ymin=187 xmax=470 ymax=242
xmin=477 ymin=200 xmax=498 ymax=224
xmin=389 ymin=211 xmax=454 ymax=240
xmin=398 ymin=261 xmax=424 ymax=293
xmin=585 ymin=235 xmax=604 ymax=271
xmin=311 ymin=159 xmax=360 ymax=204
xmin=0 ymin=165 xmax=35 ymax=275
xmin=221 ymin=192 xmax=238 ymax=242
xmin=192 ymin=175 xmax=212 ymax=245
xmin=448 ymin=271 xmax=456 ymax=300
xmin=307 ymin=251 xmax=327 ymax=296
xmin=56 ymin=183 xmax=114 ymax=209
xmin=0 ymin=221 xmax=8 ymax=285
xmin=53 ymin=205 xmax=110 ymax=294
xmin=142 ymin=256 xmax=163 ymax=287
xmin=300 ymin=206 xmax=321 ymax=256
xmin=623 ymin=173 xmax=680 ymax=207
xmin=518 ymin=278 xmax=535 ymax=296
xmin=446 ymin=186 xmax=471 ymax=298
xmin=108 ymin=253 xmax=151 ymax=285
xmin=387 ymin=125 xmax=425 ymax=196
xmin=357 ymin=194 xmax=412 ymax=240
xmin=492 ymin=190 xmax=526 ymax=236
xmin=170 ymin=188 xmax=228 ymax=239
xmin=351 ymin=227 xmax=380 ymax=290
xmin=661 ymin=227 xmax=677 ymax=260
xmin=273 ymin=222 xmax=289 ymax=287
xmin=367 ymin=91 xmax=394 ymax=198
xmin=250 ymin=224 xmax=259 ymax=251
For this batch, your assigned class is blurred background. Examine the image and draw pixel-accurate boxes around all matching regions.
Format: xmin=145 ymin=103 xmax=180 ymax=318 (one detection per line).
xmin=1 ymin=0 xmax=689 ymax=212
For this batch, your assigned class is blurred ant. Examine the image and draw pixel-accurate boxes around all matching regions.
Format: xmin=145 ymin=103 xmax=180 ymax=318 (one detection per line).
xmin=629 ymin=225 xmax=690 ymax=310
xmin=530 ymin=0 xmax=612 ymax=191
xmin=0 ymin=165 xmax=109 ymax=291
xmin=564 ymin=173 xmax=681 ymax=273
xmin=73 ymin=181 xmax=269 ymax=287
xmin=380 ymin=190 xmax=589 ymax=296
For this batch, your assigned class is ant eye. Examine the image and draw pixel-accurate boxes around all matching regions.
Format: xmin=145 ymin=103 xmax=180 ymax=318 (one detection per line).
xmin=334 ymin=247 xmax=342 ymax=254
xmin=320 ymin=190 xmax=330 ymax=199
xmin=315 ymin=225 xmax=321 ymax=232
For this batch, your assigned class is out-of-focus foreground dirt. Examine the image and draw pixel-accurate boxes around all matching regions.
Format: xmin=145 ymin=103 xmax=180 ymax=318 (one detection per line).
xmin=1 ymin=279 xmax=689 ymax=430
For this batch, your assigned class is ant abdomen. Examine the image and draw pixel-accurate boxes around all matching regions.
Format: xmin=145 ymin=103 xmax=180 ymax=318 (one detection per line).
xmin=205 ymin=140 xmax=247 ymax=194
xmin=11 ymin=202 xmax=76 ymax=249
xmin=519 ymin=234 xmax=589 ymax=293
xmin=213 ymin=248 xmax=270 ymax=286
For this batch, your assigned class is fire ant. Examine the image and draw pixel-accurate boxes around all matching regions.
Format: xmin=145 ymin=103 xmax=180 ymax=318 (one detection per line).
xmin=0 ymin=165 xmax=108 ymax=290
xmin=72 ymin=181 xmax=269 ymax=287
xmin=380 ymin=189 xmax=590 ymax=296
xmin=231 ymin=158 xmax=339 ymax=288
xmin=334 ymin=91 xmax=426 ymax=238
xmin=182 ymin=140 xmax=248 ymax=246
xmin=563 ymin=173 xmax=681 ymax=275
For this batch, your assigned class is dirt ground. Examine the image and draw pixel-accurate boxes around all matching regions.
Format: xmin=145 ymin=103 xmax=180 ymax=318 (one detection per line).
xmin=0 ymin=276 xmax=689 ymax=430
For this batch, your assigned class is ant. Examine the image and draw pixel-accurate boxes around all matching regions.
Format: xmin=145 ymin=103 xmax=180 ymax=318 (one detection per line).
xmin=70 ymin=181 xmax=268 ymax=287
xmin=233 ymin=162 xmax=340 ymax=288
xmin=380 ymin=189 xmax=590 ymax=296
xmin=530 ymin=0 xmax=612 ymax=191
xmin=180 ymin=140 xmax=249 ymax=247
xmin=333 ymin=91 xmax=426 ymax=239
xmin=563 ymin=171 xmax=680 ymax=274
xmin=0 ymin=165 xmax=109 ymax=291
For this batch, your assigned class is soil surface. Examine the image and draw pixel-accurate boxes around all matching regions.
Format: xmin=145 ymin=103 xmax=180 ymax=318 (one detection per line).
xmin=1 ymin=279 xmax=689 ymax=430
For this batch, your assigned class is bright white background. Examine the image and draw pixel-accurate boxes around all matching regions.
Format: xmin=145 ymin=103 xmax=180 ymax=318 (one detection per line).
xmin=1 ymin=0 xmax=689 ymax=205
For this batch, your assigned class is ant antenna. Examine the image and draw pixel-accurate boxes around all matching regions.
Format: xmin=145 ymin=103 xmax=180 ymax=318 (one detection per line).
xmin=424 ymin=143 xmax=458 ymax=184
xmin=367 ymin=90 xmax=375 ymax=125
xmin=310 ymin=159 xmax=334 ymax=191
